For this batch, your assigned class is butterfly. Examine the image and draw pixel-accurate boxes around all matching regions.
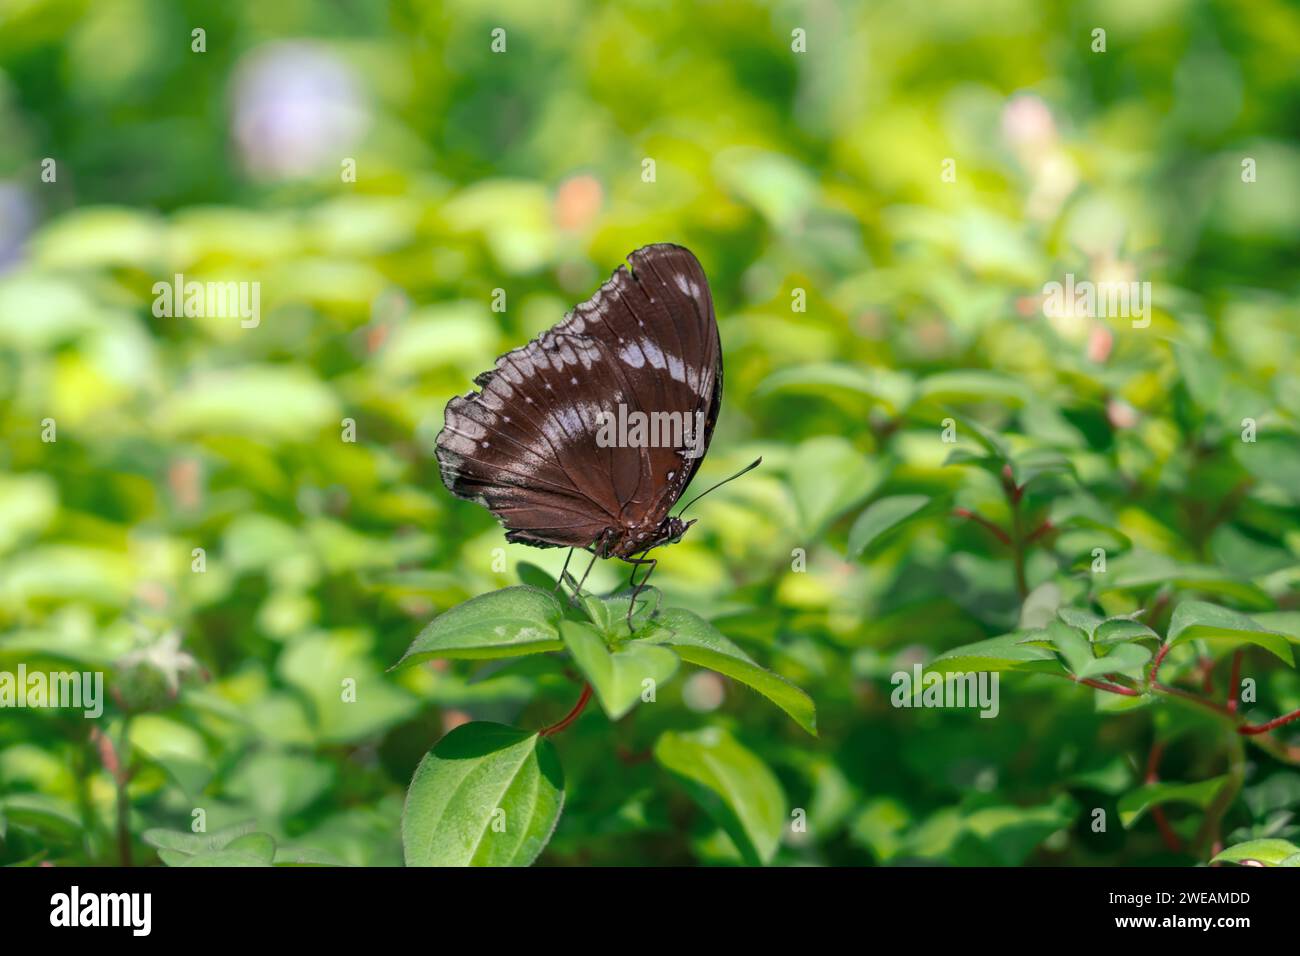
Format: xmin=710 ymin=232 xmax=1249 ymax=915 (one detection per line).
xmin=435 ymin=243 xmax=756 ymax=625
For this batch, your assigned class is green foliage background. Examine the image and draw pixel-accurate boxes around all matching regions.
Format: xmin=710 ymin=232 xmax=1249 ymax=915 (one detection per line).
xmin=1 ymin=0 xmax=1299 ymax=866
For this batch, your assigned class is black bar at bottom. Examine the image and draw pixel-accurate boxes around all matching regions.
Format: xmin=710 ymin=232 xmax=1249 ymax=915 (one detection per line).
xmin=0 ymin=864 xmax=1286 ymax=941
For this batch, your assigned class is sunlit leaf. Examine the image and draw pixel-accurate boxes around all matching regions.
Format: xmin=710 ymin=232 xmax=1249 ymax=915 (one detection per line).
xmin=402 ymin=722 xmax=564 ymax=867
xmin=393 ymin=586 xmax=566 ymax=667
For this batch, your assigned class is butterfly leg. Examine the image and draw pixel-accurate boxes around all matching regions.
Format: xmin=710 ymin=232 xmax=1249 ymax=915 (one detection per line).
xmin=572 ymin=550 xmax=599 ymax=599
xmin=624 ymin=554 xmax=657 ymax=634
xmin=555 ymin=548 xmax=574 ymax=593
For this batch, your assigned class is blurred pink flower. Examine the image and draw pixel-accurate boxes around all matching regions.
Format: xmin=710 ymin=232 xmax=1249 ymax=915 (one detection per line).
xmin=1107 ymin=397 xmax=1139 ymax=430
xmin=1001 ymin=93 xmax=1056 ymax=150
xmin=554 ymin=174 xmax=603 ymax=231
xmin=1086 ymin=324 xmax=1114 ymax=363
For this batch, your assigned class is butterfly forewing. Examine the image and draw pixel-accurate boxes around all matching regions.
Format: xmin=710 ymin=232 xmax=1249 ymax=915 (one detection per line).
xmin=435 ymin=243 xmax=722 ymax=551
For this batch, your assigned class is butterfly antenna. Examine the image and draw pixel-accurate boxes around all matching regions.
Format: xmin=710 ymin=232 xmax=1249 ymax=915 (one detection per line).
xmin=675 ymin=457 xmax=762 ymax=518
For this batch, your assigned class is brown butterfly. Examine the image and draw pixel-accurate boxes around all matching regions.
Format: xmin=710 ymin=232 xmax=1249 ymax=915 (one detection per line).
xmin=436 ymin=243 xmax=756 ymax=623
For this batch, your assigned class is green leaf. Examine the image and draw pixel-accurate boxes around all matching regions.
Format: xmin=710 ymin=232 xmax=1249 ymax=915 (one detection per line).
xmin=159 ymin=366 xmax=341 ymax=441
xmin=1094 ymin=617 xmax=1160 ymax=646
xmin=142 ymin=820 xmax=258 ymax=856
xmin=942 ymin=412 xmax=1011 ymax=460
xmin=788 ymin=436 xmax=883 ymax=534
xmin=561 ymin=621 xmax=679 ymax=720
xmin=642 ymin=607 xmax=817 ymax=735
xmin=1011 ymin=454 xmax=1076 ymax=493
xmin=755 ymin=363 xmax=914 ymax=412
xmin=915 ymin=370 xmax=1028 ymax=407
xmin=1253 ymin=611 xmax=1300 ymax=645
xmin=847 ymin=495 xmax=930 ymax=558
xmin=927 ymin=632 xmax=1062 ymax=675
xmin=1020 ymin=582 xmax=1063 ymax=629
xmin=0 ymin=794 xmax=81 ymax=840
xmin=1082 ymin=643 xmax=1151 ymax=680
xmin=279 ymin=632 xmax=418 ymax=744
xmin=1118 ymin=776 xmax=1230 ymax=828
xmin=515 ymin=562 xmax=558 ymax=591
xmin=392 ymin=586 xmax=565 ymax=668
xmin=402 ymin=721 xmax=564 ymax=867
xmin=272 ymin=845 xmax=349 ymax=867
xmin=1048 ymin=620 xmax=1094 ymax=677
xmin=1045 ymin=620 xmax=1151 ymax=679
xmin=598 ymin=587 xmax=663 ymax=634
xmin=178 ymin=849 xmax=275 ymax=867
xmin=1234 ymin=433 xmax=1300 ymax=504
xmin=1099 ymin=552 xmax=1271 ymax=609
xmin=1165 ymin=601 xmax=1294 ymax=665
xmin=225 ymin=752 xmax=333 ymax=820
xmin=577 ymin=592 xmax=612 ymax=635
xmin=223 ymin=832 xmax=277 ymax=863
xmin=654 ymin=728 xmax=785 ymax=866
xmin=1212 ymin=839 xmax=1300 ymax=867
xmin=1057 ymin=607 xmax=1105 ymax=637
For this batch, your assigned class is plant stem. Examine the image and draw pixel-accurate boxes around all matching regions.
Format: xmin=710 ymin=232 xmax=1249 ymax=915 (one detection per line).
xmin=1148 ymin=643 xmax=1171 ymax=685
xmin=108 ymin=716 xmax=134 ymax=867
xmin=1227 ymin=651 xmax=1242 ymax=714
xmin=1194 ymin=731 xmax=1245 ymax=861
xmin=1239 ymin=707 xmax=1300 ymax=735
xmin=1002 ymin=465 xmax=1029 ymax=600
xmin=1145 ymin=740 xmax=1182 ymax=853
xmin=539 ymin=683 xmax=592 ymax=737
xmin=953 ymin=508 xmax=1011 ymax=546
xmin=1070 ymin=675 xmax=1140 ymax=696
xmin=1151 ymin=682 xmax=1234 ymax=717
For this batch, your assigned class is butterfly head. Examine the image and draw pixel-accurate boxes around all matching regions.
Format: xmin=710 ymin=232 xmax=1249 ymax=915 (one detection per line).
xmin=658 ymin=515 xmax=697 ymax=546
xmin=609 ymin=516 xmax=697 ymax=559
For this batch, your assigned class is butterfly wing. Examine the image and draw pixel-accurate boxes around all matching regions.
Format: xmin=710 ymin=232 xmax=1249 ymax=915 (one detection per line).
xmin=599 ymin=244 xmax=722 ymax=526
xmin=435 ymin=243 xmax=722 ymax=548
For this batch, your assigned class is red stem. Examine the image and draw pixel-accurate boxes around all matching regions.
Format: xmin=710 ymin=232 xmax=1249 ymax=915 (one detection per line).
xmin=1199 ymin=657 xmax=1215 ymax=694
xmin=1071 ymin=675 xmax=1140 ymax=696
xmin=1227 ymin=651 xmax=1242 ymax=714
xmin=1026 ymin=520 xmax=1054 ymax=543
xmin=1239 ymin=707 xmax=1300 ymax=736
xmin=616 ymin=745 xmax=653 ymax=766
xmin=1149 ymin=643 xmax=1172 ymax=684
xmin=953 ymin=508 xmax=1011 ymax=546
xmin=1152 ymin=682 xmax=1235 ymax=717
xmin=1145 ymin=741 xmax=1182 ymax=853
xmin=539 ymin=683 xmax=592 ymax=737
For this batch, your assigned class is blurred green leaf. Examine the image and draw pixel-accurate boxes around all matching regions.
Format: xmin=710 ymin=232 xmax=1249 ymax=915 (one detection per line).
xmin=642 ymin=607 xmax=816 ymax=735
xmin=847 ymin=495 xmax=930 ymax=558
xmin=654 ymin=728 xmax=785 ymax=866
xmin=788 ymin=436 xmax=883 ymax=534
xmin=1118 ymin=777 xmax=1230 ymax=828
